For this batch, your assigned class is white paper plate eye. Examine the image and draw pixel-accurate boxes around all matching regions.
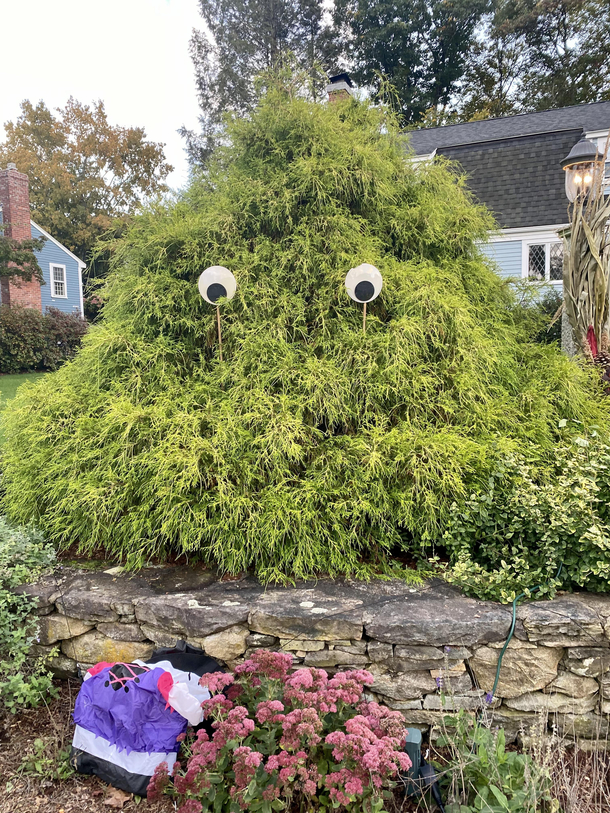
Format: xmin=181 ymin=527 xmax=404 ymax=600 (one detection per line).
xmin=197 ymin=266 xmax=237 ymax=305
xmin=344 ymin=263 xmax=383 ymax=303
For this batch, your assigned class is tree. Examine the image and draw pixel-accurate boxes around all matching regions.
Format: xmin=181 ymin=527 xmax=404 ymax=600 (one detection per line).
xmin=458 ymin=0 xmax=610 ymax=119
xmin=3 ymin=77 xmax=609 ymax=586
xmin=0 ymin=99 xmax=173 ymax=274
xmin=331 ymin=0 xmax=489 ymax=125
xmin=0 ymin=232 xmax=44 ymax=282
xmin=184 ymin=0 xmax=329 ymax=163
xmin=457 ymin=1 xmax=526 ymax=119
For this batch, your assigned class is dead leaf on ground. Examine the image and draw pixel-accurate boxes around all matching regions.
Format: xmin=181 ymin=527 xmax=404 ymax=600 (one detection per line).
xmin=103 ymin=788 xmax=131 ymax=809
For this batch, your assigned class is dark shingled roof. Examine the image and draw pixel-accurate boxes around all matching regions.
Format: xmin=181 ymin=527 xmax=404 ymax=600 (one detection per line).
xmin=407 ymin=100 xmax=610 ymax=155
xmin=439 ymin=129 xmax=582 ymax=229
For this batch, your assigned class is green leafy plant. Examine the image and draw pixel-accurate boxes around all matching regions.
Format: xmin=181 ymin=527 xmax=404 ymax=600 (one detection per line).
xmin=443 ymin=430 xmax=610 ymax=602
xmin=2 ymin=74 xmax=609 ymax=582
xmin=0 ymin=517 xmax=57 ymax=711
xmin=0 ymin=305 xmax=87 ymax=373
xmin=434 ymin=711 xmax=556 ymax=813
xmin=19 ymin=736 xmax=75 ymax=781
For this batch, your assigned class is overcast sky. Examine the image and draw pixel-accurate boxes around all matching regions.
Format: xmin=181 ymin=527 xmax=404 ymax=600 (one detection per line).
xmin=1 ymin=0 xmax=203 ymax=191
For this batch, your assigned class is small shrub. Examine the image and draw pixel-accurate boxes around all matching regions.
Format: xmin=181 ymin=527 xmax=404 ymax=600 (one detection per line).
xmin=0 ymin=305 xmax=87 ymax=373
xmin=443 ymin=431 xmax=610 ymax=602
xmin=149 ymin=650 xmax=411 ymax=812
xmin=0 ymin=517 xmax=57 ymax=712
xmin=83 ymin=294 xmax=103 ymax=322
xmin=434 ymin=710 xmax=556 ymax=812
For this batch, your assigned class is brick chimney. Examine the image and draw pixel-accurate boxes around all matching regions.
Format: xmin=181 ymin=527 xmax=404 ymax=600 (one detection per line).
xmin=0 ymin=163 xmax=42 ymax=310
xmin=325 ymin=73 xmax=354 ymax=103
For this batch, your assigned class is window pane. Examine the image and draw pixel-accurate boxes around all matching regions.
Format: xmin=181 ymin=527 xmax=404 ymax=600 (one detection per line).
xmin=528 ymin=245 xmax=546 ymax=280
xmin=549 ymin=243 xmax=563 ymax=281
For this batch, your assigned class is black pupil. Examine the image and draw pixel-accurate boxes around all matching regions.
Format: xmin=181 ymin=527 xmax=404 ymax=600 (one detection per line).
xmin=354 ymin=280 xmax=375 ymax=302
xmin=207 ymin=282 xmax=227 ymax=303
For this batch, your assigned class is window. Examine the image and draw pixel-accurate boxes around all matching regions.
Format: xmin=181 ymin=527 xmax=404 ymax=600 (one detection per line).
xmin=51 ymin=264 xmax=67 ymax=298
xmin=525 ymin=241 xmax=563 ymax=283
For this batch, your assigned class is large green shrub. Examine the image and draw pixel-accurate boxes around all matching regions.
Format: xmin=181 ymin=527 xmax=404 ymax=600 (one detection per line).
xmin=0 ymin=305 xmax=87 ymax=373
xmin=2 ymin=78 xmax=610 ymax=583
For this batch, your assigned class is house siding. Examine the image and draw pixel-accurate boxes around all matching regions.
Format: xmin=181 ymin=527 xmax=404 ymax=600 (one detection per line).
xmin=479 ymin=240 xmax=522 ymax=279
xmin=31 ymin=223 xmax=83 ymax=316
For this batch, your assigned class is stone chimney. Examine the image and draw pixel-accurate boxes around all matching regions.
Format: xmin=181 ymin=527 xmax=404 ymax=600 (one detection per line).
xmin=0 ymin=164 xmax=42 ymax=310
xmin=325 ymin=73 xmax=354 ymax=103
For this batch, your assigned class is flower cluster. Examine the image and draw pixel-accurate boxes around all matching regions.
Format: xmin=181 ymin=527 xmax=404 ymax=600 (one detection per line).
xmin=146 ymin=761 xmax=170 ymax=802
xmin=152 ymin=649 xmax=411 ymax=812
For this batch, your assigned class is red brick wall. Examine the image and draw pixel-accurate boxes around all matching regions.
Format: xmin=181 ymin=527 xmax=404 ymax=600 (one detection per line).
xmin=0 ymin=165 xmax=42 ymax=311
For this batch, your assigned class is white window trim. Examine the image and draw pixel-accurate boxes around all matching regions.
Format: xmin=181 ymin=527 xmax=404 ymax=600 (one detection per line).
xmin=50 ymin=263 xmax=68 ymax=298
xmin=521 ymin=237 xmax=563 ymax=285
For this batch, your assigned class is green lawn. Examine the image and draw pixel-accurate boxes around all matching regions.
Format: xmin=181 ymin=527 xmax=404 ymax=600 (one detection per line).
xmin=0 ymin=373 xmax=46 ymax=442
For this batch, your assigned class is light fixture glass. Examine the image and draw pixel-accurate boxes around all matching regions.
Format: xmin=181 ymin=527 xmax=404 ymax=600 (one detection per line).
xmin=561 ymin=138 xmax=604 ymax=202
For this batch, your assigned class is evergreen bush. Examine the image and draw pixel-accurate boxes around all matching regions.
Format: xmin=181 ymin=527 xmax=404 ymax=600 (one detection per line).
xmin=2 ymin=76 xmax=610 ymax=585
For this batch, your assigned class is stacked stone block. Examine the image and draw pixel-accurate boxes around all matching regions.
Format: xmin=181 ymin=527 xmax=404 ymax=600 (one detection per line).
xmin=21 ymin=568 xmax=610 ymax=743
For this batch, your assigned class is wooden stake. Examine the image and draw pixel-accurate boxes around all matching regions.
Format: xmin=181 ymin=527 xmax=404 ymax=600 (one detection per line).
xmin=216 ymin=305 xmax=223 ymax=362
xmin=363 ymin=301 xmax=367 ymax=334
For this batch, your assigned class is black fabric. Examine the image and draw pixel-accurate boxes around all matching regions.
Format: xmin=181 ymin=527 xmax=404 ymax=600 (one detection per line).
xmin=207 ymin=282 xmax=227 ymax=303
xmin=145 ymin=639 xmax=224 ymax=677
xmin=355 ymin=280 xmax=375 ymax=302
xmin=70 ymin=747 xmax=151 ymax=797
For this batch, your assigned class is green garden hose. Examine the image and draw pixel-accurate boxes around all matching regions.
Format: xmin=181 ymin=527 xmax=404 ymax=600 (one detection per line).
xmin=489 ymin=563 xmax=564 ymax=702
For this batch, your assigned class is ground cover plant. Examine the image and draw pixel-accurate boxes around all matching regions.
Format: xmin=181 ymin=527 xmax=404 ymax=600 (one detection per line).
xmin=3 ymin=71 xmax=610 ymax=590
xmin=148 ymin=649 xmax=411 ymax=812
xmin=0 ymin=517 xmax=56 ymax=712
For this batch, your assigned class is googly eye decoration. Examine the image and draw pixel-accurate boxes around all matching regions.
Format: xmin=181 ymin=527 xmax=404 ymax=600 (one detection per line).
xmin=197 ymin=266 xmax=237 ymax=305
xmin=344 ymin=263 xmax=383 ymax=304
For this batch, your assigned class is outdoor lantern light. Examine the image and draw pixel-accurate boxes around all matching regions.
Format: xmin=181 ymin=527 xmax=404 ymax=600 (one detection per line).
xmin=345 ymin=263 xmax=383 ymax=333
xmin=561 ymin=137 xmax=604 ymax=202
xmin=197 ymin=265 xmax=237 ymax=361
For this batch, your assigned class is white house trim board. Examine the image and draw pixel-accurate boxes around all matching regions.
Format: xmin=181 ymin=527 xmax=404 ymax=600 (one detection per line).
xmin=78 ymin=266 xmax=85 ymax=318
xmin=31 ymin=220 xmax=86 ymax=269
xmin=488 ymin=224 xmax=569 ymax=243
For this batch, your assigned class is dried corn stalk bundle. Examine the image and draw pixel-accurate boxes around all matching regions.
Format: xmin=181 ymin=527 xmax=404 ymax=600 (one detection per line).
xmin=563 ymin=144 xmax=610 ymax=360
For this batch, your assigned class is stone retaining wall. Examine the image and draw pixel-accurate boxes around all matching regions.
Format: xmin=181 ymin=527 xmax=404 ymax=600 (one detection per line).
xmin=22 ymin=566 xmax=610 ymax=743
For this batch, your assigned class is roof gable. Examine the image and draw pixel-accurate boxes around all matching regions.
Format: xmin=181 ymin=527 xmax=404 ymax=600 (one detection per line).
xmin=30 ymin=220 xmax=86 ymax=269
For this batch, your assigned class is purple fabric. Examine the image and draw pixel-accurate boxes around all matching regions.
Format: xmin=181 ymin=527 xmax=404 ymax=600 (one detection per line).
xmin=73 ymin=665 xmax=187 ymax=754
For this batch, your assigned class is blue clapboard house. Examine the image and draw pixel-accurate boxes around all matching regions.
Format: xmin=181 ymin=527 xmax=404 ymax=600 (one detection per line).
xmin=30 ymin=220 xmax=85 ymax=317
xmin=0 ymin=163 xmax=84 ymax=316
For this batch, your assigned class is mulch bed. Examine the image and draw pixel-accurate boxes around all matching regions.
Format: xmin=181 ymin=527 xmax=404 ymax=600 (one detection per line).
xmin=0 ymin=681 xmax=174 ymax=813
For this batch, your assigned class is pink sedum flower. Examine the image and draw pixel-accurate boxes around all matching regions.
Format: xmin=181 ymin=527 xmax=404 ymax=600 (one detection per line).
xmin=199 ymin=672 xmax=235 ymax=693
